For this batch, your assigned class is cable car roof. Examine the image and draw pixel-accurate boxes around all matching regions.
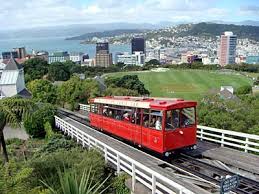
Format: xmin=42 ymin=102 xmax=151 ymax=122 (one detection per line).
xmin=91 ymin=96 xmax=197 ymax=110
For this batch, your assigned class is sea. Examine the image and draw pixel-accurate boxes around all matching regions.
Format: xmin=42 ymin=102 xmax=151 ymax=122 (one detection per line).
xmin=0 ymin=36 xmax=130 ymax=58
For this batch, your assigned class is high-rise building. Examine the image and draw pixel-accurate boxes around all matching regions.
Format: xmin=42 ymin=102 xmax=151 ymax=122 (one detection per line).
xmin=95 ymin=42 xmax=112 ymax=67
xmin=13 ymin=47 xmax=26 ymax=59
xmin=131 ymin=37 xmax=145 ymax=54
xmin=2 ymin=51 xmax=18 ymax=59
xmin=96 ymin=42 xmax=109 ymax=54
xmin=218 ymin=32 xmax=237 ymax=66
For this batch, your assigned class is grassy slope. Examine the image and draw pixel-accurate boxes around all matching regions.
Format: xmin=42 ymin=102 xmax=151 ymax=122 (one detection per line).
xmin=107 ymin=69 xmax=252 ymax=100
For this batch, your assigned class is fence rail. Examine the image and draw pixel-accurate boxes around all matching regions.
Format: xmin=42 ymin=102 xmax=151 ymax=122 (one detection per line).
xmin=55 ymin=116 xmax=194 ymax=194
xmin=197 ymin=125 xmax=259 ymax=153
xmin=79 ymin=104 xmax=90 ymax=112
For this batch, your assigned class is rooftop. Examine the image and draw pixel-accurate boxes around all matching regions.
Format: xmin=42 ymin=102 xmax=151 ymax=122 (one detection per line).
xmin=3 ymin=58 xmax=23 ymax=70
xmin=92 ymin=96 xmax=197 ymax=110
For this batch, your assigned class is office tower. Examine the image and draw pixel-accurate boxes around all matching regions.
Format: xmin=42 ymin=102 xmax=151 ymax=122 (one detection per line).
xmin=218 ymin=32 xmax=237 ymax=66
xmin=2 ymin=51 xmax=18 ymax=59
xmin=95 ymin=42 xmax=112 ymax=67
xmin=131 ymin=37 xmax=145 ymax=54
xmin=13 ymin=47 xmax=26 ymax=59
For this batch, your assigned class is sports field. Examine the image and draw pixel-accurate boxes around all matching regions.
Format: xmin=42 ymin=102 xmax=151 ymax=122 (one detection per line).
xmin=107 ymin=69 xmax=252 ymax=100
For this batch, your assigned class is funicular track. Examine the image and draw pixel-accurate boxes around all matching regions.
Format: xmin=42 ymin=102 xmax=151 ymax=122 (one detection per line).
xmin=169 ymin=154 xmax=259 ymax=194
xmin=57 ymin=109 xmax=259 ymax=194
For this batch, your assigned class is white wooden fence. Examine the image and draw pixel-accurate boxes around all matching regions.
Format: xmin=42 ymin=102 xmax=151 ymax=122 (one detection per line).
xmin=197 ymin=125 xmax=259 ymax=154
xmin=55 ymin=116 xmax=195 ymax=194
xmin=79 ymin=104 xmax=90 ymax=112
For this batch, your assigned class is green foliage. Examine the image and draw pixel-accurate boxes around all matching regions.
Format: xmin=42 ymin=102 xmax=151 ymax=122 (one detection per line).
xmin=145 ymin=59 xmax=161 ymax=66
xmin=24 ymin=58 xmax=49 ymax=83
xmin=57 ymin=76 xmax=101 ymax=110
xmin=198 ymin=95 xmax=259 ymax=134
xmin=48 ymin=62 xmax=71 ymax=81
xmin=106 ymin=75 xmax=150 ymax=95
xmin=235 ymin=85 xmax=252 ymax=95
xmin=225 ymin=64 xmax=259 ymax=73
xmin=104 ymin=87 xmax=139 ymax=96
xmin=28 ymin=79 xmax=57 ymax=104
xmin=43 ymin=167 xmax=110 ymax=194
xmin=36 ymin=134 xmax=78 ymax=155
xmin=0 ymin=160 xmax=33 ymax=194
xmin=29 ymin=148 xmax=106 ymax=191
xmin=24 ymin=104 xmax=56 ymax=138
xmin=0 ymin=98 xmax=35 ymax=128
xmin=44 ymin=122 xmax=55 ymax=140
xmin=112 ymin=173 xmax=130 ymax=194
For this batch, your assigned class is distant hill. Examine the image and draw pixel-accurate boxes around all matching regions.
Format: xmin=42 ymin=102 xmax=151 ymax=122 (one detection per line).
xmin=178 ymin=23 xmax=259 ymax=40
xmin=66 ymin=29 xmax=145 ymax=40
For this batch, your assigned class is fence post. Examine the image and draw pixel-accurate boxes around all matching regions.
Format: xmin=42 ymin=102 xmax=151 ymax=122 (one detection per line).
xmin=117 ymin=154 xmax=120 ymax=174
xmin=221 ymin=133 xmax=225 ymax=147
xmin=152 ymin=174 xmax=156 ymax=194
xmin=200 ymin=128 xmax=203 ymax=141
xmin=132 ymin=163 xmax=136 ymax=192
xmin=88 ymin=137 xmax=91 ymax=148
xmin=245 ymin=137 xmax=249 ymax=153
xmin=104 ymin=147 xmax=108 ymax=163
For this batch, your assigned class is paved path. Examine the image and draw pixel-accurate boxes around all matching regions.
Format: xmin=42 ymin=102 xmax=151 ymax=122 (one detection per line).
xmin=3 ymin=125 xmax=29 ymax=140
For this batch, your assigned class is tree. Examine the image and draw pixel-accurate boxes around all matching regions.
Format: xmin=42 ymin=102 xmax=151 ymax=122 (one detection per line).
xmin=235 ymin=85 xmax=252 ymax=95
xmin=24 ymin=58 xmax=49 ymax=83
xmin=106 ymin=75 xmax=150 ymax=95
xmin=57 ymin=76 xmax=101 ymax=110
xmin=104 ymin=87 xmax=139 ymax=96
xmin=0 ymin=98 xmax=34 ymax=163
xmin=28 ymin=79 xmax=57 ymax=104
xmin=48 ymin=62 xmax=70 ymax=81
xmin=24 ymin=104 xmax=56 ymax=138
xmin=0 ymin=160 xmax=33 ymax=193
xmin=145 ymin=59 xmax=161 ymax=66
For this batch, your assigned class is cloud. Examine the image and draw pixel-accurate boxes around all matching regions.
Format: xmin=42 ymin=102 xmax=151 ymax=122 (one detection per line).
xmin=240 ymin=5 xmax=259 ymax=15
xmin=0 ymin=0 xmax=258 ymax=30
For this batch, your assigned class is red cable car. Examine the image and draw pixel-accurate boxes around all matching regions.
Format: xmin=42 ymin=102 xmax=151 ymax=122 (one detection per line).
xmin=89 ymin=96 xmax=197 ymax=156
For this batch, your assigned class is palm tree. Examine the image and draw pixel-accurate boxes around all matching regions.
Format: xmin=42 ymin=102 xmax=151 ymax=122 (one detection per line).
xmin=0 ymin=98 xmax=34 ymax=163
xmin=43 ymin=167 xmax=110 ymax=194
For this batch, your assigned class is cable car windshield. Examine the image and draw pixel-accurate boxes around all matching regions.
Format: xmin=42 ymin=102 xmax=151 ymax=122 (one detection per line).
xmin=165 ymin=107 xmax=196 ymax=131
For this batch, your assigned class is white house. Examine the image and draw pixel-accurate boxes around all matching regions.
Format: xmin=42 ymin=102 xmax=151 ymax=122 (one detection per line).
xmin=0 ymin=58 xmax=30 ymax=99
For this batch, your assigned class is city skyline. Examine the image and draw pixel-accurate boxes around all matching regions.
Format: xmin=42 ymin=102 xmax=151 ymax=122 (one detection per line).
xmin=1 ymin=0 xmax=259 ymax=30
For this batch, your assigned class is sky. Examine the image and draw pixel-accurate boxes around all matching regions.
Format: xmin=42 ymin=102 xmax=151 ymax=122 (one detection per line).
xmin=0 ymin=0 xmax=259 ymax=30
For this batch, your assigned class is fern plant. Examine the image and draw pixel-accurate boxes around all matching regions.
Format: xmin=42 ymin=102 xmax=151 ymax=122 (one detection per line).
xmin=0 ymin=98 xmax=35 ymax=163
xmin=42 ymin=167 xmax=110 ymax=194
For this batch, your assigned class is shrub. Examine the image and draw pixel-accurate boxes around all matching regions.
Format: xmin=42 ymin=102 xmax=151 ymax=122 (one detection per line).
xmin=112 ymin=173 xmax=130 ymax=194
xmin=24 ymin=104 xmax=56 ymax=138
xmin=235 ymin=85 xmax=252 ymax=95
xmin=29 ymin=148 xmax=107 ymax=190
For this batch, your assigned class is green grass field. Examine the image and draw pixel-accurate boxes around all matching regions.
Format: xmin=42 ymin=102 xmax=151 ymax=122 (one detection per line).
xmin=107 ymin=69 xmax=252 ymax=100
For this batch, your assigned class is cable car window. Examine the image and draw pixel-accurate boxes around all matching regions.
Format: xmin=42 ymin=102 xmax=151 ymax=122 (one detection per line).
xmin=102 ymin=105 xmax=109 ymax=117
xmin=134 ymin=108 xmax=141 ymax=125
xmin=142 ymin=109 xmax=150 ymax=128
xmin=150 ymin=110 xmax=163 ymax=130
xmin=181 ymin=107 xmax=195 ymax=127
xmin=90 ymin=104 xmax=99 ymax=114
xmin=122 ymin=107 xmax=134 ymax=123
xmin=165 ymin=109 xmax=180 ymax=130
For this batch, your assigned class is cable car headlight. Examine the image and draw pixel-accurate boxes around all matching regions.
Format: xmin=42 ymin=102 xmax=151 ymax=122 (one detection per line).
xmin=179 ymin=130 xmax=183 ymax=135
